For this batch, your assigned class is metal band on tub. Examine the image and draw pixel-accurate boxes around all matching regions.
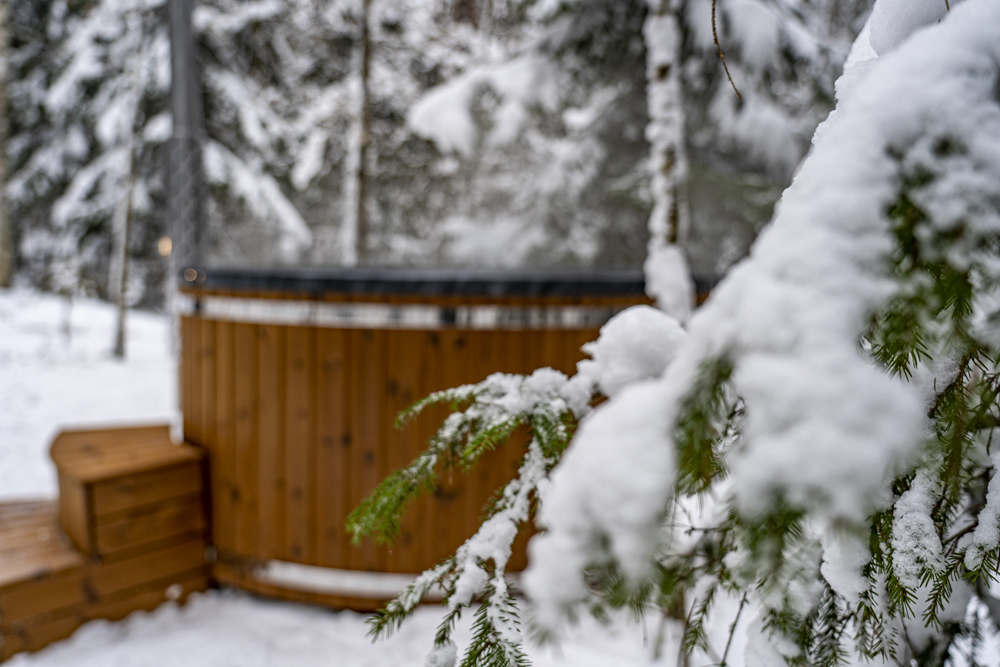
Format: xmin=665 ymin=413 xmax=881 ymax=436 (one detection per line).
xmin=176 ymin=294 xmax=624 ymax=330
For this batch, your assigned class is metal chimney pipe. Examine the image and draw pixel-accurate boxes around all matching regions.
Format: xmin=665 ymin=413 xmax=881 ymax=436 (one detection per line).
xmin=168 ymin=0 xmax=206 ymax=277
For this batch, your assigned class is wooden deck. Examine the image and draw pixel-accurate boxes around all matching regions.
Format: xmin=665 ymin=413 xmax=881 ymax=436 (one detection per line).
xmin=0 ymin=426 xmax=211 ymax=662
xmin=0 ymin=500 xmax=209 ymax=660
xmin=0 ymin=501 xmax=84 ymax=660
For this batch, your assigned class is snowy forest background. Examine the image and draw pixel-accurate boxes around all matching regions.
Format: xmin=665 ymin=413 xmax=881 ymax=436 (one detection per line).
xmin=4 ymin=0 xmax=872 ymax=310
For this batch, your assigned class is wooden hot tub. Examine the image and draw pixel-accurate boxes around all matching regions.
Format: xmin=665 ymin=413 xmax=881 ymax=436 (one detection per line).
xmin=178 ymin=267 xmax=650 ymax=609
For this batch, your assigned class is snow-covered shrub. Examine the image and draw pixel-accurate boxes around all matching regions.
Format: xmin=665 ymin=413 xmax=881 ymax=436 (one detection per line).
xmin=351 ymin=1 xmax=1000 ymax=665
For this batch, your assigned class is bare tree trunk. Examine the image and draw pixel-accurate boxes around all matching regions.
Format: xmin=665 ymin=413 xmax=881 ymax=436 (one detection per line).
xmin=345 ymin=0 xmax=372 ymax=266
xmin=112 ymin=141 xmax=137 ymax=359
xmin=642 ymin=0 xmax=694 ymax=321
xmin=479 ymin=0 xmax=494 ymax=35
xmin=111 ymin=13 xmax=147 ymax=359
xmin=0 ymin=1 xmax=13 ymax=288
xmin=645 ymin=0 xmax=688 ymax=246
xmin=61 ymin=294 xmax=72 ymax=346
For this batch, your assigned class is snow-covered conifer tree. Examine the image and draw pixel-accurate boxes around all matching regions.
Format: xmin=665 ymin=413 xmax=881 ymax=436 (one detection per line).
xmin=8 ymin=0 xmax=172 ymax=304
xmin=7 ymin=0 xmax=326 ymax=301
xmin=0 ymin=0 xmax=12 ymax=289
xmin=351 ymin=1 xmax=1000 ymax=665
xmin=8 ymin=0 xmax=864 ymax=303
xmin=407 ymin=0 xmax=867 ymax=286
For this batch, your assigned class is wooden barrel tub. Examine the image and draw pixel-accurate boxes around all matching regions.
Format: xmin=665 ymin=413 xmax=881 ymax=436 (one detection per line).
xmin=177 ymin=267 xmax=650 ymax=609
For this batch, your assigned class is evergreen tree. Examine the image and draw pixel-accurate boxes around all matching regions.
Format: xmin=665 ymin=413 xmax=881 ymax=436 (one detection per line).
xmin=6 ymin=0 xmax=864 ymax=303
xmin=350 ymin=1 xmax=1000 ymax=666
xmin=0 ymin=0 xmax=12 ymax=288
xmin=409 ymin=0 xmax=868 ymax=279
xmin=8 ymin=0 xmax=172 ymax=305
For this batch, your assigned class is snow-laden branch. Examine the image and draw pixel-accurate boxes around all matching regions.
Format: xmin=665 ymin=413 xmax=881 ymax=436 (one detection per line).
xmin=352 ymin=307 xmax=686 ymax=666
xmin=203 ymin=141 xmax=313 ymax=260
xmin=527 ymin=0 xmax=1000 ymax=660
xmin=409 ymin=56 xmax=558 ymax=158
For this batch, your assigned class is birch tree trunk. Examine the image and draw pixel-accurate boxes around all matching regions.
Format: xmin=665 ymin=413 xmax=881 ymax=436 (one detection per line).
xmin=642 ymin=0 xmax=694 ymax=321
xmin=0 ymin=1 xmax=13 ymax=288
xmin=344 ymin=0 xmax=372 ymax=266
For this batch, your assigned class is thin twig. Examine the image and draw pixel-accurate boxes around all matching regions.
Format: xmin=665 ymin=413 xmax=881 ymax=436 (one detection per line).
xmin=712 ymin=0 xmax=742 ymax=101
xmin=720 ymin=594 xmax=748 ymax=667
xmin=652 ymin=609 xmax=666 ymax=657
xmin=677 ymin=606 xmax=690 ymax=667
xmin=944 ymin=0 xmax=950 ymax=11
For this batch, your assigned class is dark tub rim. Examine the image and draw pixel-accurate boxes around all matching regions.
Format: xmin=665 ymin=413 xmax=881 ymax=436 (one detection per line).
xmin=178 ymin=266 xmax=716 ymax=298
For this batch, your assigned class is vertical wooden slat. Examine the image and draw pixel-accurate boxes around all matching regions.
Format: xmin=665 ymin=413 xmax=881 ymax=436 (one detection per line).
xmin=199 ymin=318 xmax=217 ymax=545
xmin=498 ymin=329 xmax=520 ymax=375
xmin=412 ymin=326 xmax=435 ymax=573
xmin=540 ymin=328 xmax=560 ymax=375
xmin=525 ymin=328 xmax=543 ymax=374
xmin=233 ymin=323 xmax=260 ymax=555
xmin=178 ymin=316 xmax=188 ymax=440
xmin=179 ymin=316 xmax=190 ymax=440
xmin=316 ymin=327 xmax=350 ymax=569
xmin=258 ymin=325 xmax=287 ymax=561
xmin=348 ymin=328 xmax=384 ymax=571
xmin=459 ymin=329 xmax=491 ymax=552
xmin=199 ymin=319 xmax=215 ymax=448
xmin=436 ymin=329 xmax=468 ymax=557
xmin=372 ymin=328 xmax=392 ymax=572
xmin=184 ymin=316 xmax=203 ymax=446
xmin=214 ymin=321 xmax=236 ymax=556
xmin=418 ymin=329 xmax=440 ymax=570
xmin=285 ymin=326 xmax=317 ymax=564
xmin=465 ymin=330 xmax=495 ymax=548
xmin=411 ymin=330 xmax=438 ymax=572
xmin=383 ymin=329 xmax=424 ymax=573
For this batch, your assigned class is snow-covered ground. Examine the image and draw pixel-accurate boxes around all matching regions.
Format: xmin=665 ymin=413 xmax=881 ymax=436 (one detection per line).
xmin=6 ymin=590 xmax=655 ymax=667
xmin=0 ymin=289 xmax=177 ymax=500
xmin=0 ymin=287 xmax=658 ymax=667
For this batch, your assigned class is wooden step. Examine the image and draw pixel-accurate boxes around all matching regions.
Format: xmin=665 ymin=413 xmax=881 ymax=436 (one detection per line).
xmin=50 ymin=425 xmax=207 ymax=558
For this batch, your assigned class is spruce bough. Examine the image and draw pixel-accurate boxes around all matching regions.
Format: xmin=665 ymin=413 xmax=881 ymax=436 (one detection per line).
xmin=350 ymin=2 xmax=1000 ymax=666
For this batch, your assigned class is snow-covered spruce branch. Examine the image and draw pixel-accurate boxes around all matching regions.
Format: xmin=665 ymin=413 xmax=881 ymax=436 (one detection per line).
xmin=357 ymin=3 xmax=1000 ymax=666
xmin=346 ymin=369 xmax=586 ymax=546
xmin=525 ymin=2 xmax=1000 ymax=665
xmin=347 ymin=369 xmax=589 ymax=665
xmin=350 ymin=307 xmax=686 ymax=667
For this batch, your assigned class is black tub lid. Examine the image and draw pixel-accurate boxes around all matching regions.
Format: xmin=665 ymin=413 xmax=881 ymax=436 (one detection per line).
xmin=183 ymin=266 xmax=655 ymax=297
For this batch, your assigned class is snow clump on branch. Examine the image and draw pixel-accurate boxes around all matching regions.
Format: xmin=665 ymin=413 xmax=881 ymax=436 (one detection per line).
xmin=576 ymin=305 xmax=687 ymax=399
xmin=526 ymin=0 xmax=1000 ymax=641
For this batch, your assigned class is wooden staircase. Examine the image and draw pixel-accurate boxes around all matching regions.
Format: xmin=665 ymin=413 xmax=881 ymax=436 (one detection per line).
xmin=0 ymin=426 xmax=210 ymax=661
